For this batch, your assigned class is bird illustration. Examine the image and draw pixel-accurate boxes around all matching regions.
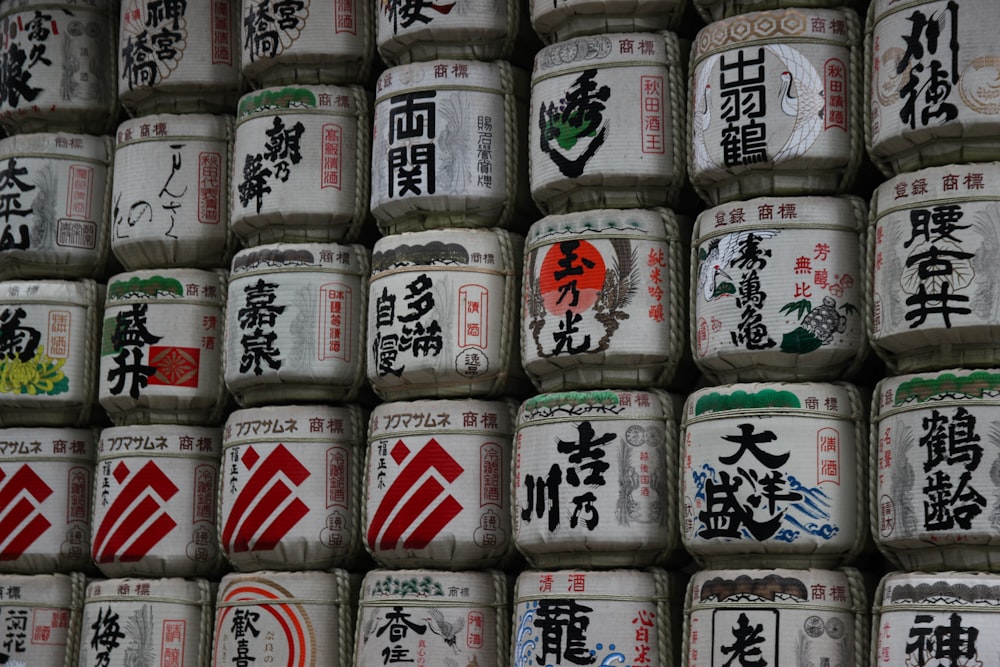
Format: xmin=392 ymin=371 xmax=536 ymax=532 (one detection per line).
xmin=697 ymin=230 xmax=779 ymax=302
xmin=692 ymin=53 xmax=721 ymax=172
xmin=425 ymin=608 xmax=465 ymax=653
xmin=768 ymin=43 xmax=826 ymax=163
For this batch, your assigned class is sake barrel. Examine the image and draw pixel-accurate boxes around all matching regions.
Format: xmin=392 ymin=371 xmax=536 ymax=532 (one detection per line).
xmin=118 ymin=0 xmax=240 ymax=115
xmin=685 ymin=568 xmax=867 ymax=667
xmin=867 ymin=0 xmax=1000 ymax=175
xmin=532 ymin=0 xmax=685 ymax=44
xmin=0 ymin=279 xmax=101 ymax=427
xmin=522 ymin=208 xmax=688 ymax=391
xmin=513 ymin=568 xmax=678 ymax=667
xmin=98 ymin=269 xmax=228 ymax=425
xmin=873 ymin=571 xmax=1000 ymax=666
xmin=0 ymin=427 xmax=95 ymax=574
xmin=215 ymin=570 xmax=356 ymax=667
xmin=530 ymin=32 xmax=685 ymax=214
xmin=241 ymin=0 xmax=374 ymax=86
xmin=357 ymin=568 xmax=508 ymax=667
xmin=224 ymin=243 xmax=369 ymax=406
xmin=231 ymin=85 xmax=370 ymax=245
xmin=692 ymin=195 xmax=868 ymax=383
xmin=869 ymin=163 xmax=1000 ymax=373
xmin=513 ymin=390 xmax=681 ymax=568
xmin=365 ymin=398 xmax=515 ymax=569
xmin=111 ymin=114 xmax=234 ymax=270
xmin=695 ymin=0 xmax=861 ymax=23
xmin=78 ymin=577 xmax=213 ymax=667
xmin=690 ymin=8 xmax=862 ymax=205
xmin=682 ymin=382 xmax=867 ymax=568
xmin=872 ymin=368 xmax=1000 ymax=571
xmin=92 ymin=425 xmax=222 ymax=578
xmin=367 ymin=228 xmax=529 ymax=400
xmin=371 ymin=60 xmax=535 ymax=235
xmin=0 ymin=133 xmax=112 ymax=280
xmin=0 ymin=572 xmax=85 ymax=667
xmin=220 ymin=404 xmax=363 ymax=571
xmin=376 ymin=0 xmax=518 ymax=64
xmin=0 ymin=1 xmax=117 ymax=135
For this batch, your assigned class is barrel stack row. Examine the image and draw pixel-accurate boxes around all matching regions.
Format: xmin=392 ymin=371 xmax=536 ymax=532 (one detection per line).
xmin=4 ymin=0 xmax=1000 ymax=666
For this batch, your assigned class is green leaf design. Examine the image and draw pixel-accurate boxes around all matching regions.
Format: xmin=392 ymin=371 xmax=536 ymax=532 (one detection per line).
xmin=779 ymin=299 xmax=812 ymax=319
xmin=839 ymin=302 xmax=859 ymax=316
xmin=780 ymin=327 xmax=823 ymax=354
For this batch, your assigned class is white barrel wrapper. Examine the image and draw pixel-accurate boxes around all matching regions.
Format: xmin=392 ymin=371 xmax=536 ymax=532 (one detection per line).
xmin=92 ymin=425 xmax=222 ymax=578
xmin=0 ymin=1 xmax=117 ymax=135
xmin=241 ymin=0 xmax=374 ymax=87
xmin=867 ymin=0 xmax=1000 ymax=175
xmin=79 ymin=577 xmax=213 ymax=667
xmin=365 ymin=399 xmax=515 ymax=568
xmin=375 ymin=0 xmax=518 ymax=64
xmin=682 ymin=382 xmax=866 ymax=568
xmin=523 ymin=208 xmax=688 ymax=391
xmin=367 ymin=228 xmax=528 ymax=400
xmin=0 ymin=572 xmax=85 ymax=667
xmin=215 ymin=570 xmax=356 ymax=667
xmin=0 ymin=279 xmax=101 ymax=427
xmin=873 ymin=571 xmax=1000 ymax=666
xmin=530 ymin=32 xmax=685 ymax=214
xmin=685 ymin=568 xmax=867 ymax=667
xmin=117 ymin=0 xmax=240 ymax=115
xmin=513 ymin=568 xmax=678 ymax=667
xmin=514 ymin=390 xmax=681 ymax=568
xmin=532 ymin=0 xmax=685 ymax=44
xmin=231 ymin=84 xmax=370 ymax=245
xmin=869 ymin=162 xmax=1000 ymax=373
xmin=220 ymin=404 xmax=363 ymax=571
xmin=695 ymin=0 xmax=861 ymax=23
xmin=690 ymin=9 xmax=861 ymax=205
xmin=224 ymin=243 xmax=369 ymax=407
xmin=0 ymin=133 xmax=112 ymax=280
xmin=371 ymin=60 xmax=534 ymax=235
xmin=111 ymin=114 xmax=234 ymax=270
xmin=98 ymin=269 xmax=228 ymax=426
xmin=356 ymin=568 xmax=508 ymax=667
xmin=692 ymin=195 xmax=867 ymax=382
xmin=873 ymin=368 xmax=1000 ymax=571
xmin=0 ymin=427 xmax=95 ymax=574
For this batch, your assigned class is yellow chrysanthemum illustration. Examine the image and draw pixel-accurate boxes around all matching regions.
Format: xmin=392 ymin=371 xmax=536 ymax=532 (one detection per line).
xmin=0 ymin=346 xmax=69 ymax=396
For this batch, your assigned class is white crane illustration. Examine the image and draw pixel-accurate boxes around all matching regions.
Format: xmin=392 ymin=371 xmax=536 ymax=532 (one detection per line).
xmin=697 ymin=229 xmax=779 ymax=302
xmin=768 ymin=43 xmax=826 ymax=163
xmin=692 ymin=53 xmax=721 ymax=173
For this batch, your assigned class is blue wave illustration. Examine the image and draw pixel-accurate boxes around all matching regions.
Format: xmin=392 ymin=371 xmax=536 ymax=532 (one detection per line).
xmin=689 ymin=467 xmax=839 ymax=542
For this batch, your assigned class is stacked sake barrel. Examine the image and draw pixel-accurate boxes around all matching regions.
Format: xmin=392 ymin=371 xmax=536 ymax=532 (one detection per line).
xmin=864 ymin=1 xmax=1000 ymax=659
xmin=0 ymin=1 xmax=120 ymax=664
xmin=353 ymin=2 xmax=542 ymax=666
xmin=75 ymin=2 xmax=242 ymax=665
xmin=215 ymin=1 xmax=382 ymax=665
xmin=681 ymin=1 xmax=874 ymax=664
xmin=497 ymin=0 xmax=698 ymax=661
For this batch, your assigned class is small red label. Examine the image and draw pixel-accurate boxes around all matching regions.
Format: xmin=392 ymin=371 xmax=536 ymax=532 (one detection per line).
xmin=335 ymin=0 xmax=356 ymax=34
xmin=321 ymin=123 xmax=343 ymax=189
xmin=66 ymin=165 xmax=93 ymax=220
xmin=319 ymin=284 xmax=351 ymax=361
xmin=458 ymin=284 xmax=488 ymax=348
xmin=327 ymin=447 xmax=348 ymax=509
xmin=198 ymin=152 xmax=222 ymax=224
xmin=640 ymin=75 xmax=665 ymax=154
xmin=211 ymin=1 xmax=232 ymax=65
